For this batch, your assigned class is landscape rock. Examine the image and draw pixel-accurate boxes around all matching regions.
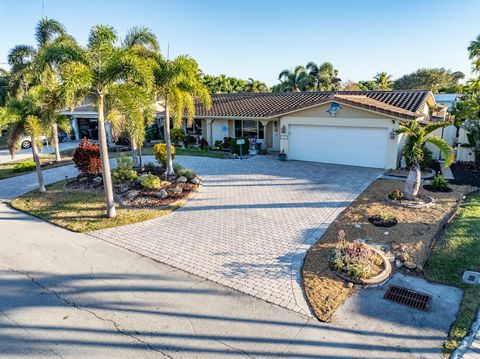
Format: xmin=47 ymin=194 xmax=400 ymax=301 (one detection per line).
xmin=397 ymin=254 xmax=409 ymax=263
xmin=117 ymin=183 xmax=130 ymax=193
xmin=404 ymin=261 xmax=417 ymax=270
xmin=92 ymin=177 xmax=103 ymax=185
xmin=124 ymin=190 xmax=140 ymax=200
xmin=157 ymin=189 xmax=168 ymax=199
xmin=395 ymin=260 xmax=403 ymax=268
xmin=169 ymin=187 xmax=182 ymax=194
xmin=191 ymin=177 xmax=200 ymax=185
xmin=344 ymin=282 xmax=354 ymax=288
xmin=176 ymin=176 xmax=188 ymax=183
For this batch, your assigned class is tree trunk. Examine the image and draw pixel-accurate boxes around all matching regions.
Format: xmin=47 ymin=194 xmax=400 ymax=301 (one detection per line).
xmin=98 ymin=93 xmax=116 ymax=218
xmin=31 ymin=139 xmax=46 ymax=193
xmin=52 ymin=123 xmax=62 ymax=162
xmin=164 ymin=98 xmax=174 ymax=176
xmin=403 ymin=162 xmax=421 ymax=200
xmin=131 ymin=138 xmax=139 ymax=168
xmin=138 ymin=145 xmax=144 ymax=172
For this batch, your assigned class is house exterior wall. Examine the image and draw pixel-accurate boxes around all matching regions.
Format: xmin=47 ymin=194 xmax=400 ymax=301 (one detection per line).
xmin=279 ymin=103 xmax=402 ymax=169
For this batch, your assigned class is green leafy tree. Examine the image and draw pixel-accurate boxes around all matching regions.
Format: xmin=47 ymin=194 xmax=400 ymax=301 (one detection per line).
xmin=0 ymin=87 xmax=47 ymax=192
xmin=40 ymin=24 xmax=154 ymax=218
xmin=243 ymin=78 xmax=269 ymax=93
xmin=374 ymin=72 xmax=393 ymax=90
xmin=306 ymin=62 xmax=341 ymax=91
xmin=277 ymin=66 xmax=310 ymax=92
xmin=393 ymin=68 xmax=464 ymax=93
xmin=357 ymin=80 xmax=380 ymax=91
xmin=0 ymin=69 xmax=10 ymax=106
xmin=467 ymin=34 xmax=480 ymax=71
xmin=202 ymin=74 xmax=246 ymax=93
xmin=396 ymin=120 xmax=453 ymax=199
xmin=153 ymin=55 xmax=211 ymax=175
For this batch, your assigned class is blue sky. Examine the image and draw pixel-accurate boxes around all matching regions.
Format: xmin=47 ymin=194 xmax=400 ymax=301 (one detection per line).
xmin=1 ymin=0 xmax=479 ymax=86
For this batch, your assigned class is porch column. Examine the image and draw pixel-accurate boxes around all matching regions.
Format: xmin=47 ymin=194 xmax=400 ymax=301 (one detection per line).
xmin=206 ymin=119 xmax=213 ymax=146
xmin=260 ymin=120 xmax=270 ymax=149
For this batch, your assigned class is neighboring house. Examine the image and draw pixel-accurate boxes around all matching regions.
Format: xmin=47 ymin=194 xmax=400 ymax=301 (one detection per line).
xmin=433 ymin=93 xmax=461 ymax=147
xmin=65 ymin=90 xmax=446 ymax=170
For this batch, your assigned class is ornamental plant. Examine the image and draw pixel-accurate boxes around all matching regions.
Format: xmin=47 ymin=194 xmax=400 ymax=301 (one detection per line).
xmin=111 ymin=155 xmax=137 ymax=183
xmin=431 ymin=175 xmax=450 ymax=190
xmin=73 ymin=138 xmax=102 ymax=175
xmin=139 ymin=173 xmax=162 ymax=189
xmin=154 ymin=143 xmax=176 ymax=166
xmin=13 ymin=161 xmax=36 ymax=173
xmin=171 ymin=128 xmax=186 ymax=145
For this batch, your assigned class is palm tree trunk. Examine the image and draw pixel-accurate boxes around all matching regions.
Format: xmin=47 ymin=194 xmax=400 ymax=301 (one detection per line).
xmin=52 ymin=123 xmax=62 ymax=162
xmin=164 ymin=97 xmax=174 ymax=176
xmin=403 ymin=162 xmax=421 ymax=200
xmin=31 ymin=139 xmax=46 ymax=193
xmin=131 ymin=138 xmax=139 ymax=167
xmin=138 ymin=145 xmax=144 ymax=172
xmin=98 ymin=93 xmax=116 ymax=218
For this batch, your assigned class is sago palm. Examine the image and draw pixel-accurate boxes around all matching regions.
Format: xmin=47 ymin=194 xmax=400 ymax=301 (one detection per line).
xmin=40 ymin=24 xmax=154 ymax=218
xmin=153 ymin=55 xmax=211 ymax=175
xmin=396 ymin=120 xmax=453 ymax=199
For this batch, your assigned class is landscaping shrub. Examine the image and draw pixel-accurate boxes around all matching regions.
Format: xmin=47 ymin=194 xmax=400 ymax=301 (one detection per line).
xmin=171 ymin=128 xmax=186 ymax=145
xmin=388 ymin=189 xmax=404 ymax=201
xmin=177 ymin=167 xmax=196 ymax=180
xmin=172 ymin=162 xmax=183 ymax=173
xmin=199 ymin=137 xmax=209 ymax=150
xmin=12 ymin=161 xmax=36 ymax=173
xmin=139 ymin=173 xmax=162 ymax=189
xmin=229 ymin=137 xmax=250 ymax=155
xmin=111 ymin=155 xmax=137 ymax=183
xmin=73 ymin=138 xmax=102 ymax=175
xmin=331 ymin=231 xmax=382 ymax=280
xmin=431 ymin=175 xmax=450 ymax=190
xmin=153 ymin=143 xmax=175 ymax=166
xmin=214 ymin=140 xmax=223 ymax=150
xmin=184 ymin=135 xmax=196 ymax=148
xmin=144 ymin=162 xmax=156 ymax=172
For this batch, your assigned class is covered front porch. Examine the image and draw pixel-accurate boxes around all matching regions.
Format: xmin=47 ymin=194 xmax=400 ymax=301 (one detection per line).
xmin=201 ymin=118 xmax=281 ymax=151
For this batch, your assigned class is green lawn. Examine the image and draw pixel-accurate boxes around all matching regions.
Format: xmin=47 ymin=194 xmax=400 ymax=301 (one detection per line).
xmin=425 ymin=191 xmax=480 ymax=354
xmin=141 ymin=146 xmax=228 ymax=159
xmin=10 ymin=181 xmax=178 ymax=232
xmin=0 ymin=155 xmax=73 ymax=180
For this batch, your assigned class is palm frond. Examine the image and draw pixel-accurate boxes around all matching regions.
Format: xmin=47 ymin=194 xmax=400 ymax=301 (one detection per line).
xmin=8 ymin=45 xmax=36 ymax=66
xmin=88 ymin=24 xmax=117 ymax=50
xmin=423 ymin=121 xmax=449 ymax=135
xmin=123 ymin=26 xmax=159 ymax=52
xmin=426 ymin=135 xmax=454 ymax=166
xmin=35 ymin=18 xmax=66 ymax=48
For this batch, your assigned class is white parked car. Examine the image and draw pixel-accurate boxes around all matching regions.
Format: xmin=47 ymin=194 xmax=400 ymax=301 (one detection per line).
xmin=19 ymin=135 xmax=48 ymax=149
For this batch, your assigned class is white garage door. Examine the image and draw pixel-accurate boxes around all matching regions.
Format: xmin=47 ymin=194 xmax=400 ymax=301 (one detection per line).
xmin=288 ymin=125 xmax=388 ymax=168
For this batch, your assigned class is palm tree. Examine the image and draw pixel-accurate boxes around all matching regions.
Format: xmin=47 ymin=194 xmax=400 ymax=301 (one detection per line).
xmin=278 ymin=66 xmax=309 ymax=92
xmin=374 ymin=72 xmax=393 ymax=90
xmin=306 ymin=62 xmax=341 ymax=91
xmin=40 ymin=24 xmax=154 ymax=218
xmin=0 ymin=87 xmax=47 ymax=192
xmin=396 ymin=120 xmax=454 ymax=200
xmin=8 ymin=18 xmax=67 ymax=162
xmin=468 ymin=34 xmax=480 ymax=71
xmin=243 ymin=78 xmax=269 ymax=93
xmin=153 ymin=55 xmax=211 ymax=175
xmin=0 ymin=69 xmax=10 ymax=106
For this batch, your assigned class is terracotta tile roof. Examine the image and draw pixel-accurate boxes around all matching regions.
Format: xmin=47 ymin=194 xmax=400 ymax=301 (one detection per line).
xmin=193 ymin=90 xmax=431 ymax=120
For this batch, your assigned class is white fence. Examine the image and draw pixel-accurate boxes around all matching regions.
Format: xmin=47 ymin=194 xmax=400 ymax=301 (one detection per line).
xmin=456 ymin=127 xmax=475 ymax=162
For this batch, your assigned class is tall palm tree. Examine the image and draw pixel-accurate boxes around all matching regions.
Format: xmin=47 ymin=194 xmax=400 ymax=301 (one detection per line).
xmin=278 ymin=66 xmax=309 ymax=92
xmin=396 ymin=120 xmax=453 ymax=199
xmin=40 ymin=24 xmax=154 ymax=218
xmin=306 ymin=62 xmax=340 ymax=91
xmin=153 ymin=55 xmax=211 ymax=175
xmin=0 ymin=87 xmax=47 ymax=192
xmin=468 ymin=34 xmax=480 ymax=71
xmin=8 ymin=18 xmax=67 ymax=162
xmin=374 ymin=72 xmax=393 ymax=90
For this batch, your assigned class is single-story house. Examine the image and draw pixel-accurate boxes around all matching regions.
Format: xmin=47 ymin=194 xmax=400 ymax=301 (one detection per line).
xmin=64 ymin=90 xmax=447 ymax=170
xmin=187 ymin=90 xmax=447 ymax=169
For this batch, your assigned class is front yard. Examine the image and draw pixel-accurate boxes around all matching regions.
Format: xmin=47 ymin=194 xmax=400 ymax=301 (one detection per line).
xmin=0 ymin=155 xmax=73 ymax=180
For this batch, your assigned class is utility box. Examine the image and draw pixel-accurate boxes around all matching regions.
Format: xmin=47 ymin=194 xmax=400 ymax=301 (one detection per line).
xmin=462 ymin=271 xmax=480 ymax=285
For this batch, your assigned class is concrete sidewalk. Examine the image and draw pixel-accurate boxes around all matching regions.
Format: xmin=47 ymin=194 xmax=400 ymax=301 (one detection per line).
xmin=0 ymin=202 xmax=449 ymax=358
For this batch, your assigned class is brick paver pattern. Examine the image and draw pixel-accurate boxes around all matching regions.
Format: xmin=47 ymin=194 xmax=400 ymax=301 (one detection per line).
xmin=90 ymin=156 xmax=382 ymax=315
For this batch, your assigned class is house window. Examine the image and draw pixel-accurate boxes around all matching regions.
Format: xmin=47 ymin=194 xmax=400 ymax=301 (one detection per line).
xmin=234 ymin=120 xmax=264 ymax=139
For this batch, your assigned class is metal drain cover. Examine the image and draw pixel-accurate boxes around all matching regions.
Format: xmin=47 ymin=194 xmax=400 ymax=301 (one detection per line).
xmin=384 ymin=285 xmax=431 ymax=311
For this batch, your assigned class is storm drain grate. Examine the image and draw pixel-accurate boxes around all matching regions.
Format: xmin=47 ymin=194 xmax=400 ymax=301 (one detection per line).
xmin=383 ymin=285 xmax=432 ymax=311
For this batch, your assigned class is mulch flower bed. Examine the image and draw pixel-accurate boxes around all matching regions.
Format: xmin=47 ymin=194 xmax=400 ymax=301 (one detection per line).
xmin=302 ymin=179 xmax=474 ymax=322
xmin=451 ymin=162 xmax=480 ymax=187
xmin=368 ymin=215 xmax=398 ymax=227
xmin=423 ymin=184 xmax=453 ymax=193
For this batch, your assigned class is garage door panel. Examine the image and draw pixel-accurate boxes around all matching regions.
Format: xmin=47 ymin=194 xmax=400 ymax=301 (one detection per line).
xmin=288 ymin=125 xmax=387 ymax=168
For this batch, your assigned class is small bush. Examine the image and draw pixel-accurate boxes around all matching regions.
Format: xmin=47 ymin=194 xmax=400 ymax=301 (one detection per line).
xmin=388 ymin=189 xmax=404 ymax=201
xmin=172 ymin=162 xmax=183 ymax=173
xmin=13 ymin=161 xmax=36 ymax=173
xmin=73 ymin=138 xmax=102 ymax=175
xmin=177 ymin=167 xmax=196 ymax=180
xmin=431 ymin=175 xmax=450 ymax=190
xmin=139 ymin=173 xmax=162 ymax=189
xmin=184 ymin=135 xmax=196 ymax=148
xmin=111 ymin=155 xmax=137 ymax=183
xmin=229 ymin=137 xmax=250 ymax=155
xmin=144 ymin=162 xmax=156 ymax=172
xmin=171 ymin=128 xmax=186 ymax=145
xmin=199 ymin=137 xmax=209 ymax=150
xmin=154 ymin=143 xmax=175 ymax=166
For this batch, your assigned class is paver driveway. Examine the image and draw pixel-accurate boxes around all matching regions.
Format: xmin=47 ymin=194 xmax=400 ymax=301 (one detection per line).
xmin=91 ymin=156 xmax=382 ymax=315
